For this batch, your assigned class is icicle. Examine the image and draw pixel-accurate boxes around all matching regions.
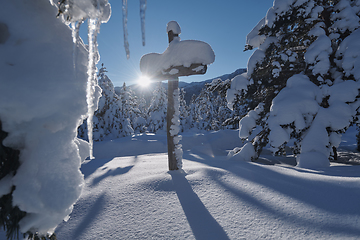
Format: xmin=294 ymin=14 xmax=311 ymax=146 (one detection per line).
xmin=71 ymin=22 xmax=77 ymax=70
xmin=140 ymin=0 xmax=147 ymax=46
xmin=122 ymin=0 xmax=130 ymax=59
xmin=71 ymin=22 xmax=77 ymax=44
xmin=71 ymin=21 xmax=83 ymax=71
xmin=86 ymin=18 xmax=99 ymax=160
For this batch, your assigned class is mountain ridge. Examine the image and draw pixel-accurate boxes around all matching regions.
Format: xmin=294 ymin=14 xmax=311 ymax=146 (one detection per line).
xmin=115 ymin=68 xmax=246 ymax=105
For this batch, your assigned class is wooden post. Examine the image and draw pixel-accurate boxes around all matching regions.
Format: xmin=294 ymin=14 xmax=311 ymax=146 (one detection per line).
xmin=167 ymin=77 xmax=179 ymax=170
xmin=140 ymin=21 xmax=212 ymax=170
xmin=167 ymin=28 xmax=180 ymax=171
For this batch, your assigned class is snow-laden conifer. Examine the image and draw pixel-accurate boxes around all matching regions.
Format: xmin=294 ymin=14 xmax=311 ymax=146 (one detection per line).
xmin=227 ymin=0 xmax=360 ymax=168
xmin=80 ymin=66 xmax=141 ymax=140
xmin=188 ymin=94 xmax=198 ymax=129
xmin=94 ymin=64 xmax=125 ymax=140
xmin=147 ymin=83 xmax=167 ymax=133
xmin=133 ymin=95 xmax=147 ymax=133
xmin=194 ymin=88 xmax=215 ymax=131
xmin=118 ymin=82 xmax=141 ymax=135
xmin=179 ymin=88 xmax=191 ymax=132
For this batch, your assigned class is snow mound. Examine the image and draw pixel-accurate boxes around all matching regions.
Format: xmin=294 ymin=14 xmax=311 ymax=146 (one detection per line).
xmin=167 ymin=21 xmax=181 ymax=34
xmin=140 ymin=37 xmax=215 ymax=78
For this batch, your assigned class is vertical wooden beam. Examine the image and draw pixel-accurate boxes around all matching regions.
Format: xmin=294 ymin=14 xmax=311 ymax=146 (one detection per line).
xmin=141 ymin=21 xmax=211 ymax=171
xmin=167 ymin=28 xmax=180 ymax=171
xmin=167 ymin=77 xmax=179 ymax=170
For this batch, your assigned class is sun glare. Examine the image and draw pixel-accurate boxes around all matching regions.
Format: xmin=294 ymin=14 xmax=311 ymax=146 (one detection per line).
xmin=138 ymin=75 xmax=152 ymax=87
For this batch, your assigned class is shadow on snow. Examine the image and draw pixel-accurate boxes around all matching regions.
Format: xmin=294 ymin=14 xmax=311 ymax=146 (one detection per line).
xmin=182 ymin=152 xmax=360 ymax=237
xmin=168 ymin=170 xmax=230 ymax=240
xmin=90 ymin=165 xmax=134 ymax=186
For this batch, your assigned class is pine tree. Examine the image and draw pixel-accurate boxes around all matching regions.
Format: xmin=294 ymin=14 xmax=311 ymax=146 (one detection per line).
xmin=208 ymin=78 xmax=248 ymax=129
xmin=206 ymin=79 xmax=239 ymax=129
xmin=118 ymin=82 xmax=141 ymax=136
xmin=118 ymin=83 xmax=141 ymax=124
xmin=133 ymin=95 xmax=147 ymax=133
xmin=147 ymin=83 xmax=167 ymax=133
xmin=188 ymin=94 xmax=198 ymax=129
xmin=228 ymin=0 xmax=360 ymax=168
xmin=179 ymin=88 xmax=191 ymax=132
xmin=212 ymin=95 xmax=230 ymax=130
xmin=194 ymin=88 xmax=215 ymax=131
xmin=78 ymin=64 xmax=128 ymax=140
xmin=95 ymin=64 xmax=124 ymax=140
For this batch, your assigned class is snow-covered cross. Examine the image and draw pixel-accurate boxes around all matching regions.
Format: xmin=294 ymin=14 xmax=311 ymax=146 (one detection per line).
xmin=140 ymin=21 xmax=215 ymax=170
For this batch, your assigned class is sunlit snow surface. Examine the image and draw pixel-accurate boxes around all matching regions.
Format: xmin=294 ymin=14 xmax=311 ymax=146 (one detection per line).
xmin=43 ymin=129 xmax=360 ymax=239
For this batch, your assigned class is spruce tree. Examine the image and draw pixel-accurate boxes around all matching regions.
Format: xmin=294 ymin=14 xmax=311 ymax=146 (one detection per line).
xmin=95 ymin=64 xmax=124 ymax=140
xmin=208 ymin=78 xmax=248 ymax=129
xmin=239 ymin=0 xmax=322 ymax=160
xmin=206 ymin=79 xmax=239 ymax=129
xmin=78 ymin=64 xmax=125 ymax=140
xmin=188 ymin=94 xmax=198 ymax=129
xmin=118 ymin=82 xmax=140 ymax=135
xmin=147 ymin=83 xmax=167 ymax=133
xmin=212 ymin=95 xmax=231 ymax=130
xmin=229 ymin=0 xmax=360 ymax=167
xmin=133 ymin=94 xmax=147 ymax=133
xmin=179 ymin=88 xmax=190 ymax=132
xmin=194 ymin=88 xmax=215 ymax=131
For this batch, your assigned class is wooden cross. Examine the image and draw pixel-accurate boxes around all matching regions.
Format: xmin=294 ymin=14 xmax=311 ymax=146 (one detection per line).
xmin=140 ymin=21 xmax=212 ymax=171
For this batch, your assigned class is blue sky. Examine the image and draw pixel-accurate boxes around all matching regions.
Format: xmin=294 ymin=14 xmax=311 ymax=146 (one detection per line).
xmin=92 ymin=1 xmax=273 ymax=87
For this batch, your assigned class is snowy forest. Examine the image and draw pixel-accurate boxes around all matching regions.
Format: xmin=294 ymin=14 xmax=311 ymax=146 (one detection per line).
xmin=77 ymin=64 xmax=245 ymax=141
xmin=2 ymin=0 xmax=360 ymax=239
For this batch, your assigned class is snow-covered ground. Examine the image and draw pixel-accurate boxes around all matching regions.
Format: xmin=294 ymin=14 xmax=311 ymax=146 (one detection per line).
xmin=2 ymin=128 xmax=356 ymax=239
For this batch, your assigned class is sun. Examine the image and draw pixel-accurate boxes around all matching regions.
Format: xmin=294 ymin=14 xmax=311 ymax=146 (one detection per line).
xmin=137 ymin=75 xmax=152 ymax=87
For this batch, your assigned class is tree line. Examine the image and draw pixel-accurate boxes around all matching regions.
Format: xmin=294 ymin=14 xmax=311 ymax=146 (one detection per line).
xmin=78 ymin=64 xmax=243 ymax=141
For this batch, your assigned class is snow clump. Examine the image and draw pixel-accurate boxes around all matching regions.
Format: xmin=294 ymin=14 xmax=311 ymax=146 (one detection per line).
xmin=0 ymin=0 xmax=110 ymax=236
xmin=140 ymin=35 xmax=215 ymax=78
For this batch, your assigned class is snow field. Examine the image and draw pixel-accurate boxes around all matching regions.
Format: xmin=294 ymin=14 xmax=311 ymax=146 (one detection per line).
xmin=50 ymin=130 xmax=360 ymax=240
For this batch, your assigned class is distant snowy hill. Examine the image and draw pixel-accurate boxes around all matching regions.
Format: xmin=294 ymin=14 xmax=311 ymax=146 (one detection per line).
xmin=116 ymin=68 xmax=246 ymax=104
